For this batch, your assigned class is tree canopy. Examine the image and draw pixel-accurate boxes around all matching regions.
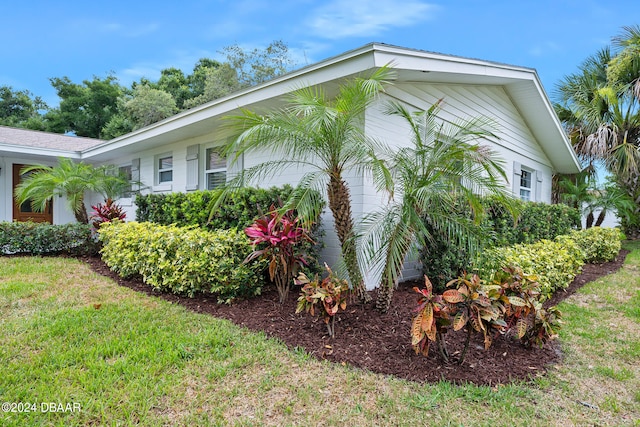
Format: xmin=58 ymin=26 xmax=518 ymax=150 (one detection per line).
xmin=2 ymin=40 xmax=295 ymax=139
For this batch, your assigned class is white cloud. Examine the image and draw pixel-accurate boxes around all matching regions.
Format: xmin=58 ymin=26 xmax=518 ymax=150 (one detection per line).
xmin=307 ymin=0 xmax=438 ymax=39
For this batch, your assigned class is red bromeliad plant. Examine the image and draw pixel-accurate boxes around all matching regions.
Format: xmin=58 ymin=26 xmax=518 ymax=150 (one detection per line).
xmin=244 ymin=206 xmax=311 ymax=304
xmin=295 ymin=264 xmax=348 ymax=338
xmin=90 ymin=198 xmax=126 ymax=230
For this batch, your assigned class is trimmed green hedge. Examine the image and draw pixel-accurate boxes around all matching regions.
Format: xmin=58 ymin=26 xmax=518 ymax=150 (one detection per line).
xmin=0 ymin=222 xmax=99 ymax=256
xmin=556 ymin=227 xmax=623 ymax=264
xmin=477 ymin=238 xmax=584 ymax=299
xmin=98 ymin=221 xmax=266 ymax=303
xmin=475 ymin=227 xmax=622 ymax=300
xmin=484 ymin=198 xmax=581 ymax=246
xmin=135 ymin=185 xmax=298 ymax=231
xmin=421 ymin=198 xmax=581 ymax=289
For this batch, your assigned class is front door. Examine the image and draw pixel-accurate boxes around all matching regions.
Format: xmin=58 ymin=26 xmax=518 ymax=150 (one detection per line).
xmin=12 ymin=164 xmax=53 ymax=223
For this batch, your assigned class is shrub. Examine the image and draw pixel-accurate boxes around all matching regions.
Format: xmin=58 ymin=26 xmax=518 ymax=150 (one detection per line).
xmin=135 ymin=185 xmax=324 ymax=273
xmin=135 ymin=185 xmax=297 ymax=230
xmin=90 ymin=198 xmax=126 ymax=230
xmin=556 ymin=227 xmax=622 ymax=264
xmin=0 ymin=221 xmax=99 ymax=256
xmin=476 ymin=238 xmax=584 ymax=299
xmin=98 ymin=221 xmax=266 ymax=303
xmin=420 ymin=197 xmax=580 ymax=289
xmin=411 ymin=268 xmax=562 ymax=363
xmin=484 ymin=197 xmax=581 ymax=246
xmin=245 ymin=207 xmax=312 ymax=304
xmin=296 ymin=264 xmax=349 ymax=338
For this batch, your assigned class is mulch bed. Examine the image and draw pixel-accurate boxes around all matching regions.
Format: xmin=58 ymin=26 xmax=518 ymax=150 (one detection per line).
xmin=81 ymin=249 xmax=629 ymax=386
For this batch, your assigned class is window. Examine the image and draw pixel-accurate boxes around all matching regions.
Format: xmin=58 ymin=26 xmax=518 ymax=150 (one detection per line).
xmin=519 ymin=169 xmax=532 ymax=201
xmin=157 ymin=154 xmax=173 ymax=184
xmin=205 ymin=147 xmax=226 ymax=189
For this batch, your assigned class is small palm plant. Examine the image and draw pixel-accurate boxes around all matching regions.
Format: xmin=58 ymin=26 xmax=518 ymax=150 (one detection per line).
xmin=14 ymin=157 xmax=133 ymax=224
xmin=362 ymin=99 xmax=517 ymax=313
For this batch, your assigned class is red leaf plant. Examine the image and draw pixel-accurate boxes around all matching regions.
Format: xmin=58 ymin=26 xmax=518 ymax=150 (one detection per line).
xmin=244 ymin=206 xmax=312 ymax=304
xmin=90 ymin=198 xmax=126 ymax=230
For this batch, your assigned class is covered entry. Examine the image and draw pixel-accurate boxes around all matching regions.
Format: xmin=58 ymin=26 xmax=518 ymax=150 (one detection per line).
xmin=12 ymin=164 xmax=52 ymax=223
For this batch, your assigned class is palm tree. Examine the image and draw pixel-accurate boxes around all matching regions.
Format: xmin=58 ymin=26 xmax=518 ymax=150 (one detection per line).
xmin=214 ymin=66 xmax=394 ymax=302
xmin=361 ymin=100 xmax=516 ymax=312
xmin=14 ymin=157 xmax=131 ymax=224
xmin=555 ymin=26 xmax=640 ymax=236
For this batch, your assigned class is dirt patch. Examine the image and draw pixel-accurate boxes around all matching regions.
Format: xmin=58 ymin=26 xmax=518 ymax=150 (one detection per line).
xmin=81 ymin=249 xmax=628 ymax=386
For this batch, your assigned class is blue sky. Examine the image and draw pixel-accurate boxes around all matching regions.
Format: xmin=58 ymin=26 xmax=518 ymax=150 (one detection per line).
xmin=1 ymin=1 xmax=638 ymax=107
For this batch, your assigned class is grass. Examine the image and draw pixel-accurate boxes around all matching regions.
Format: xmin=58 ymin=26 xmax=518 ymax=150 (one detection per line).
xmin=0 ymin=242 xmax=639 ymax=426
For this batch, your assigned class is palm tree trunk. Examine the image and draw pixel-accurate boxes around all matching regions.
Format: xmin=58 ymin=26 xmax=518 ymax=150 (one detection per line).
xmin=594 ymin=209 xmax=606 ymax=227
xmin=75 ymin=201 xmax=89 ymax=224
xmin=327 ymin=174 xmax=369 ymax=303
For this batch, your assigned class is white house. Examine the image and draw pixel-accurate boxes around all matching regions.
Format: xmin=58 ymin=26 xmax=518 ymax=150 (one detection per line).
xmin=0 ymin=43 xmax=582 ymax=285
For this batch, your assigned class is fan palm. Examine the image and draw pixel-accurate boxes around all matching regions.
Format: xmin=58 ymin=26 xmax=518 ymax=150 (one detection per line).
xmin=555 ymin=26 xmax=640 ymax=236
xmin=361 ymin=100 xmax=516 ymax=312
xmin=214 ymin=66 xmax=394 ymax=302
xmin=14 ymin=157 xmax=131 ymax=224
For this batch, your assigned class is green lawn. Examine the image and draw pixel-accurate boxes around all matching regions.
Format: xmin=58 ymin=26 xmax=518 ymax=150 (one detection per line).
xmin=1 ymin=243 xmax=639 ymax=426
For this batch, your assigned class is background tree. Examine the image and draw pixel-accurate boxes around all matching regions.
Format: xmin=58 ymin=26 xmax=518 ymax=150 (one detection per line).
xmin=362 ymin=100 xmax=515 ymax=312
xmin=45 ymin=75 xmax=125 ymax=139
xmin=0 ymin=85 xmax=48 ymax=130
xmin=221 ymin=40 xmax=294 ymax=88
xmin=555 ymin=25 xmax=640 ymax=236
xmin=14 ymin=158 xmax=131 ymax=224
xmin=215 ymin=66 xmax=395 ymax=303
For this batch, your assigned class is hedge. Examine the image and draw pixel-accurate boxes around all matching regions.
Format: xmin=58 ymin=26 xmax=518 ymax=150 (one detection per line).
xmin=556 ymin=227 xmax=623 ymax=264
xmin=0 ymin=222 xmax=99 ymax=256
xmin=98 ymin=221 xmax=266 ymax=303
xmin=135 ymin=185 xmax=298 ymax=231
xmin=421 ymin=198 xmax=581 ymax=289
xmin=475 ymin=227 xmax=622 ymax=300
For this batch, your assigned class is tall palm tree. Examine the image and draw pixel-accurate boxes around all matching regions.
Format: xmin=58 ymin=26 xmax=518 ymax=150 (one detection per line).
xmin=14 ymin=157 xmax=131 ymax=224
xmin=555 ymin=26 xmax=640 ymax=236
xmin=214 ymin=66 xmax=394 ymax=302
xmin=361 ymin=100 xmax=516 ymax=312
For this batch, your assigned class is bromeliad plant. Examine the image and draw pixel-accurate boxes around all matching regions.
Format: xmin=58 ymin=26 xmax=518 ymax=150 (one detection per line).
xmin=245 ymin=206 xmax=311 ymax=304
xmin=90 ymin=198 xmax=126 ymax=230
xmin=411 ymin=267 xmax=562 ymax=364
xmin=295 ymin=264 xmax=349 ymax=338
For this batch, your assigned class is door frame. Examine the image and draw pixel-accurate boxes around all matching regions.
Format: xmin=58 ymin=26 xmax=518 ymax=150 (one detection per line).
xmin=12 ymin=163 xmax=53 ymax=223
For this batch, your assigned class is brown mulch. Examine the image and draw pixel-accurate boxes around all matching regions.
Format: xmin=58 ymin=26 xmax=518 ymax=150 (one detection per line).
xmin=81 ymin=249 xmax=629 ymax=386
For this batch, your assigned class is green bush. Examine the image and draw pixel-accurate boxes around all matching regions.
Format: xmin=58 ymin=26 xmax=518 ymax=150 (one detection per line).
xmin=484 ymin=198 xmax=581 ymax=246
xmin=420 ymin=197 xmax=580 ymax=288
xmin=98 ymin=221 xmax=266 ymax=303
xmin=135 ymin=185 xmax=324 ymax=273
xmin=0 ymin=222 xmax=99 ymax=256
xmin=135 ymin=185 xmax=298 ymax=230
xmin=476 ymin=238 xmax=584 ymax=300
xmin=556 ymin=227 xmax=622 ymax=264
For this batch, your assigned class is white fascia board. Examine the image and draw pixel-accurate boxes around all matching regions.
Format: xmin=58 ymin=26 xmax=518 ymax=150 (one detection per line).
xmin=0 ymin=143 xmax=81 ymax=159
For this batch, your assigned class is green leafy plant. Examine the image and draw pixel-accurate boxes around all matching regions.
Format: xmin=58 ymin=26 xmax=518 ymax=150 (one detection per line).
xmin=98 ymin=221 xmax=266 ymax=303
xmin=245 ymin=206 xmax=311 ymax=303
xmin=476 ymin=238 xmax=584 ymax=299
xmin=557 ymin=227 xmax=623 ymax=263
xmin=295 ymin=264 xmax=349 ymax=338
xmin=0 ymin=221 xmax=99 ymax=256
